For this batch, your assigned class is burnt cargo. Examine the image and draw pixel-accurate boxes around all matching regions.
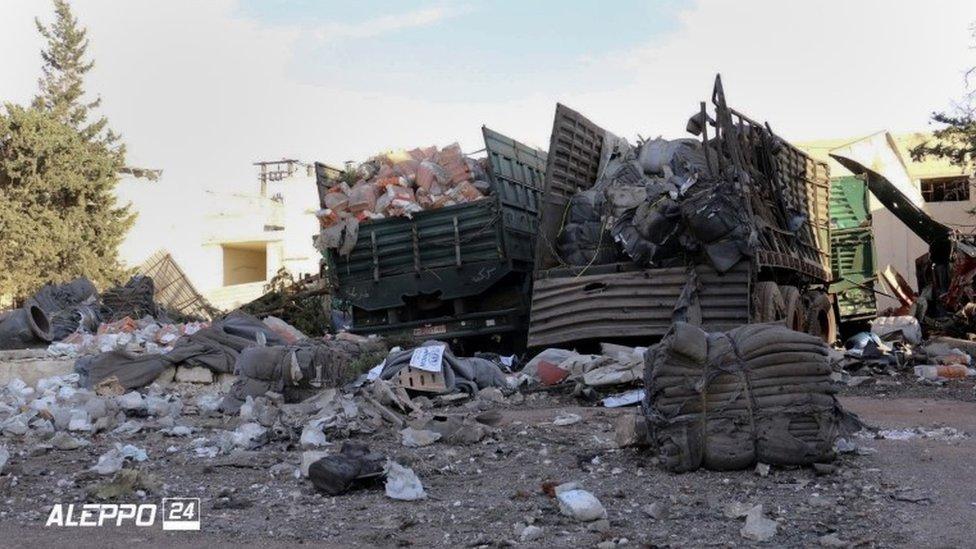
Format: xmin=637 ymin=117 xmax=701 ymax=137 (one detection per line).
xmin=528 ymin=75 xmax=834 ymax=349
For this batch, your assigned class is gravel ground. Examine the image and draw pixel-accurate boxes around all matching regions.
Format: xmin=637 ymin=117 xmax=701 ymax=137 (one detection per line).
xmin=0 ymin=385 xmax=929 ymax=548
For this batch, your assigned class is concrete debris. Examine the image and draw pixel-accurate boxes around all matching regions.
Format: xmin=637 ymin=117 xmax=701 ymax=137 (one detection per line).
xmin=228 ymin=422 xmax=268 ymax=450
xmin=873 ymin=426 xmax=966 ymax=441
xmin=399 ymin=426 xmax=441 ymax=448
xmin=300 ymin=420 xmax=329 ymax=448
xmin=614 ymin=413 xmax=649 ymax=448
xmin=642 ymin=501 xmax=669 ymax=520
xmin=724 ymin=501 xmax=753 ymax=519
xmin=49 ymin=431 xmax=89 ymax=450
xmin=89 ymin=469 xmax=161 ymax=500
xmin=739 ymin=504 xmax=778 ymax=542
xmin=92 ymin=443 xmax=148 ymax=475
xmin=553 ymin=412 xmax=582 ymax=426
xmin=555 ymin=484 xmax=607 ymax=522
xmin=384 ymin=461 xmax=426 ymax=501
xmin=818 ymin=533 xmax=849 ymax=547
xmin=519 ymin=525 xmax=544 ymax=542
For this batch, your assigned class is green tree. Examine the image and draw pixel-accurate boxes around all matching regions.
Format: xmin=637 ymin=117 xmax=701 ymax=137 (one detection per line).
xmin=910 ymin=25 xmax=976 ymax=170
xmin=0 ymin=0 xmax=132 ymax=298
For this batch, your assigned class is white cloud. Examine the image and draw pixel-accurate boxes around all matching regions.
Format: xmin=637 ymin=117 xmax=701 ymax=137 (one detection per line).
xmin=311 ymin=5 xmax=467 ymax=41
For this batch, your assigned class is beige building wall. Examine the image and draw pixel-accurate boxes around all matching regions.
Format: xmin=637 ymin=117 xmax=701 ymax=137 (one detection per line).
xmin=799 ymin=132 xmax=973 ymax=311
xmin=113 ymin=161 xmax=323 ymax=312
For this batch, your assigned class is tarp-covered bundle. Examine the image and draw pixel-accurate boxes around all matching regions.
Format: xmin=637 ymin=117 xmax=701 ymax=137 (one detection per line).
xmin=75 ymin=312 xmax=288 ymax=389
xmin=643 ymin=321 xmax=849 ymax=472
xmin=221 ymin=337 xmax=382 ymax=413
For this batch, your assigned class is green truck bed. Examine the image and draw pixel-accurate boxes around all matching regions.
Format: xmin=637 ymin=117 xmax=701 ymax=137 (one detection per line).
xmin=324 ymin=126 xmax=547 ymax=351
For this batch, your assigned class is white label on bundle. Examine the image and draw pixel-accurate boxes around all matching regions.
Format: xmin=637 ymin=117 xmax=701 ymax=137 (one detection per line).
xmin=410 ymin=345 xmax=446 ymax=372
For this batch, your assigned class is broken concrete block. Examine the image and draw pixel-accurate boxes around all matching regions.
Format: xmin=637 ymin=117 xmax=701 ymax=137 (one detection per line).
xmin=740 ymin=505 xmax=778 ymax=542
xmin=614 ymin=412 xmax=649 ymax=448
xmin=155 ymin=366 xmax=176 ymax=385
xmin=175 ymin=366 xmax=214 ymax=384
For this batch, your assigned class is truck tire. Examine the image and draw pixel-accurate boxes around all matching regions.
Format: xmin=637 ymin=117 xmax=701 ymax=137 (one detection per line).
xmin=803 ymin=291 xmax=837 ymax=344
xmin=779 ymin=286 xmax=805 ymax=332
xmin=752 ymin=282 xmax=784 ymax=323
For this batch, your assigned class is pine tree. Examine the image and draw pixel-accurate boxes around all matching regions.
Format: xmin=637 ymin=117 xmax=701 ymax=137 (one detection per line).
xmin=0 ymin=0 xmax=133 ymax=298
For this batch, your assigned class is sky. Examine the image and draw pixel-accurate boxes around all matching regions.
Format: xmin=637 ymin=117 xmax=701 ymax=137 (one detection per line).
xmin=1 ymin=0 xmax=976 ymax=194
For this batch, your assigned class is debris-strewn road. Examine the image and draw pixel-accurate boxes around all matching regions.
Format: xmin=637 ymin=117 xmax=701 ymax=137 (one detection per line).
xmin=841 ymin=396 xmax=976 ymax=548
xmin=5 ymin=377 xmax=972 ymax=547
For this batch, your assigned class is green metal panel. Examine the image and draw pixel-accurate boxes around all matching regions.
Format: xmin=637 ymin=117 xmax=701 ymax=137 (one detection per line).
xmin=828 ymin=176 xmax=877 ymax=320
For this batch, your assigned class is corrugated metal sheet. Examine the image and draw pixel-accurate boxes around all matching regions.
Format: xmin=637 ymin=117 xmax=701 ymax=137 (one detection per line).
xmin=527 ymin=262 xmax=750 ymax=348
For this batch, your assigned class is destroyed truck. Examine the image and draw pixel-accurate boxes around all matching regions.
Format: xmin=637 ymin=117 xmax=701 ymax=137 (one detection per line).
xmin=316 ymin=127 xmax=546 ymax=352
xmin=527 ymin=75 xmax=835 ymax=349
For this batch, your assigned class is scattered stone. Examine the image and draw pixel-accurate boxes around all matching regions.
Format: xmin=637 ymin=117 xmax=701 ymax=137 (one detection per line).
xmin=556 ymin=487 xmax=606 ymax=522
xmin=0 ymin=446 xmax=8 ymax=474
xmin=755 ymin=462 xmax=770 ymax=477
xmin=477 ymin=387 xmax=506 ymax=404
xmin=819 ymin=533 xmax=849 ymax=547
xmin=89 ymin=469 xmax=161 ymax=500
xmin=300 ymin=422 xmax=329 ymax=448
xmin=642 ymin=501 xmax=669 ymax=520
xmin=385 ymin=461 xmax=426 ymax=501
xmin=553 ymin=413 xmax=582 ymax=427
xmin=587 ymin=518 xmax=611 ymax=533
xmin=740 ymin=505 xmax=778 ymax=542
xmin=49 ymin=431 xmax=89 ymax=450
xmin=614 ymin=413 xmax=649 ymax=448
xmin=520 ymin=525 xmax=543 ymax=542
xmin=175 ymin=366 xmax=214 ymax=384
xmin=813 ymin=463 xmax=837 ymax=476
xmin=400 ymin=427 xmax=442 ymax=448
xmin=724 ymin=501 xmax=752 ymax=519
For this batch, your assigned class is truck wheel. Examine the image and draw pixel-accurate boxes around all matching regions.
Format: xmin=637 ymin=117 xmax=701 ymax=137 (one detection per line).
xmin=803 ymin=291 xmax=837 ymax=344
xmin=779 ymin=286 xmax=805 ymax=332
xmin=752 ymin=282 xmax=784 ymax=323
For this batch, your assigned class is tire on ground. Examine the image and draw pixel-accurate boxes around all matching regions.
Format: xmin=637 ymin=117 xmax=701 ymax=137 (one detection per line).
xmin=752 ymin=281 xmax=784 ymax=323
xmin=779 ymin=285 xmax=805 ymax=332
xmin=803 ymin=291 xmax=837 ymax=344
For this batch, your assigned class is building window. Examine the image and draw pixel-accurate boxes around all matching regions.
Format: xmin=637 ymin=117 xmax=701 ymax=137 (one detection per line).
xmin=921 ymin=176 xmax=971 ymax=202
xmin=222 ymin=243 xmax=267 ymax=286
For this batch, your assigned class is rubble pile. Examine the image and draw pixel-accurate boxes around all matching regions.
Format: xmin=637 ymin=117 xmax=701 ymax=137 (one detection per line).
xmin=315 ymin=144 xmax=490 ymax=255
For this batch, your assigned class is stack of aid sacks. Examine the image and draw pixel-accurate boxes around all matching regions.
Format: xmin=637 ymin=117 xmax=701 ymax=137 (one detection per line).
xmin=317 ymin=143 xmax=490 ymax=230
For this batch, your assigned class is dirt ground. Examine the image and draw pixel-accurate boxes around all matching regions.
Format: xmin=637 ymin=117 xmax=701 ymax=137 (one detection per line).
xmin=0 ymin=375 xmax=973 ymax=548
